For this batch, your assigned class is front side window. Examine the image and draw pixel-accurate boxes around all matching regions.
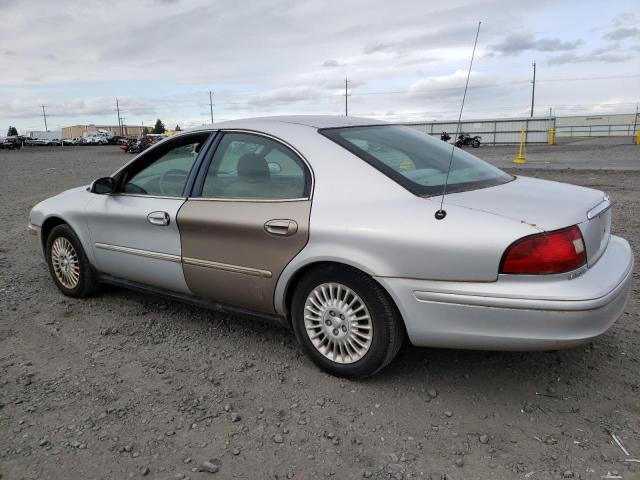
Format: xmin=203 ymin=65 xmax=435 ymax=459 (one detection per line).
xmin=201 ymin=133 xmax=309 ymax=199
xmin=121 ymin=134 xmax=209 ymax=197
xmin=321 ymin=125 xmax=512 ymax=196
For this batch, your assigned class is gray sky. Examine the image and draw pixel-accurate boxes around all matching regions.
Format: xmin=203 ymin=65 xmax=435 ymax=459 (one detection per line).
xmin=1 ymin=0 xmax=639 ymax=132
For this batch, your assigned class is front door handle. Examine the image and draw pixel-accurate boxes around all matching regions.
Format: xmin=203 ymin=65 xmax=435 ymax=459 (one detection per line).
xmin=264 ymin=219 xmax=298 ymax=236
xmin=147 ymin=211 xmax=170 ymax=226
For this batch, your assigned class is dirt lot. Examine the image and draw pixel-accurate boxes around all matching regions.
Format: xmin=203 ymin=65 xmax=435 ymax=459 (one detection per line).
xmin=1 ymin=144 xmax=639 ymax=480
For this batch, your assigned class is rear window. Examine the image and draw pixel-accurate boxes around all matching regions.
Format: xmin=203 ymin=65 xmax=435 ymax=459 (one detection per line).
xmin=320 ymin=125 xmax=512 ymax=196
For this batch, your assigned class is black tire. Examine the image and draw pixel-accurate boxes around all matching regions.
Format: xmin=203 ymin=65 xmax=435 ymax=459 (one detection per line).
xmin=45 ymin=224 xmax=100 ymax=298
xmin=472 ymin=139 xmax=480 ymax=148
xmin=291 ymin=265 xmax=404 ymax=378
xmin=454 ymin=140 xmax=463 ymax=148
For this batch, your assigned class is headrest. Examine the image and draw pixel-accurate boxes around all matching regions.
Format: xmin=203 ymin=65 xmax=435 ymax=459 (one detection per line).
xmin=237 ymin=153 xmax=270 ymax=178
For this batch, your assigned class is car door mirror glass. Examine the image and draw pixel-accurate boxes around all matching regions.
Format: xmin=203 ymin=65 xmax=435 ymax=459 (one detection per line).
xmin=91 ymin=177 xmax=115 ymax=194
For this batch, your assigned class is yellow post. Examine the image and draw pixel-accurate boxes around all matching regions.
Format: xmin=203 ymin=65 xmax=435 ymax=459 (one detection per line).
xmin=636 ymin=129 xmax=640 ymax=145
xmin=513 ymin=127 xmax=527 ymax=164
xmin=548 ymin=127 xmax=555 ymax=145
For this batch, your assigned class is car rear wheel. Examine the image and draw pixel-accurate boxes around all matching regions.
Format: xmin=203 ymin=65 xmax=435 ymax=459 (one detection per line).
xmin=291 ymin=265 xmax=403 ymax=378
xmin=46 ymin=224 xmax=99 ymax=298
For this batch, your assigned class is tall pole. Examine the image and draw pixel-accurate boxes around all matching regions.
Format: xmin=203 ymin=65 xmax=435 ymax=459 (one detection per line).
xmin=41 ymin=105 xmax=48 ymax=131
xmin=344 ymin=78 xmax=350 ymax=116
xmin=115 ymin=98 xmax=122 ymax=136
xmin=209 ymin=91 xmax=214 ymax=124
xmin=530 ymin=61 xmax=536 ymax=117
xmin=632 ymin=103 xmax=638 ymax=144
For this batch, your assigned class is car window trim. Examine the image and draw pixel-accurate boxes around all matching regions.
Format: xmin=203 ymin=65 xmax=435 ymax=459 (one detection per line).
xmin=189 ymin=129 xmax=314 ymax=201
xmin=111 ymin=131 xmax=214 ymax=198
xmin=181 ymin=131 xmax=220 ymax=196
xmin=319 ymin=125 xmax=513 ymax=197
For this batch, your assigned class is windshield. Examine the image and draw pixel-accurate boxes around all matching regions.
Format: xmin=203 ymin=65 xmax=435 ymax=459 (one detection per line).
xmin=321 ymin=125 xmax=512 ymax=196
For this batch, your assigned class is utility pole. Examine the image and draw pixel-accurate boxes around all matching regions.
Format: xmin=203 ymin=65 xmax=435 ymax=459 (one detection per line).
xmin=344 ymin=78 xmax=351 ymax=116
xmin=632 ymin=103 xmax=639 ymax=144
xmin=115 ymin=98 xmax=122 ymax=136
xmin=120 ymin=117 xmax=126 ymax=136
xmin=530 ymin=61 xmax=536 ymax=117
xmin=41 ymin=105 xmax=48 ymax=131
xmin=209 ymin=91 xmax=214 ymax=124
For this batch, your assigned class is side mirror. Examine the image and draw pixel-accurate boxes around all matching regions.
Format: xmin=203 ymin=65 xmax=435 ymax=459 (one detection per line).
xmin=91 ymin=177 xmax=115 ymax=194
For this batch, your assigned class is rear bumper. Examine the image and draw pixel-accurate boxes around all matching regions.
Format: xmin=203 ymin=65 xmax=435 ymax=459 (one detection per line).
xmin=376 ymin=235 xmax=634 ymax=350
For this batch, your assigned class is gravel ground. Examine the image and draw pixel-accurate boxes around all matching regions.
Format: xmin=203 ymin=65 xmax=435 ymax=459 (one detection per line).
xmin=1 ymin=145 xmax=639 ymax=480
xmin=477 ymin=137 xmax=640 ymax=171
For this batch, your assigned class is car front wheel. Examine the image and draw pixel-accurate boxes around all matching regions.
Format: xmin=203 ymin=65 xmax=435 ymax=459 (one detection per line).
xmin=46 ymin=224 xmax=99 ymax=298
xmin=291 ymin=265 xmax=403 ymax=378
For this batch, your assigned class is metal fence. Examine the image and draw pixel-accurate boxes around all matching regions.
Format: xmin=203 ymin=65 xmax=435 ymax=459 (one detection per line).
xmin=400 ymin=116 xmax=554 ymax=145
xmin=554 ymin=123 xmax=637 ymax=137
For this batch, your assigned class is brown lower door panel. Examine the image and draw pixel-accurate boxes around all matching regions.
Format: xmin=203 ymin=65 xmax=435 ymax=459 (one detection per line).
xmin=177 ymin=200 xmax=311 ymax=313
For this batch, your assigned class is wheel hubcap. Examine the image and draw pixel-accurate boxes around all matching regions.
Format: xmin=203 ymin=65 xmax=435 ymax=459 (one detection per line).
xmin=51 ymin=237 xmax=80 ymax=289
xmin=303 ymin=283 xmax=373 ymax=364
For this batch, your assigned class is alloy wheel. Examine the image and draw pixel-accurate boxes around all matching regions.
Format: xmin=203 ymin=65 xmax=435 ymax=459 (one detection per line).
xmin=51 ymin=237 xmax=80 ymax=289
xmin=303 ymin=282 xmax=373 ymax=364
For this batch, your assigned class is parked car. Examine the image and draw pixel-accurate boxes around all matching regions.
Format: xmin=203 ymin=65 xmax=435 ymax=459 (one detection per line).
xmin=84 ymin=135 xmax=108 ymax=145
xmin=1 ymin=135 xmax=25 ymax=149
xmin=28 ymin=116 xmax=633 ymax=377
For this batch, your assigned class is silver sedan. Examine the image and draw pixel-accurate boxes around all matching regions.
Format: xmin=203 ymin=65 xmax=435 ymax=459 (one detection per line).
xmin=29 ymin=116 xmax=634 ymax=377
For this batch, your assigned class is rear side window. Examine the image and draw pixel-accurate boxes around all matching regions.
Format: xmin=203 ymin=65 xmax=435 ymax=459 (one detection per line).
xmin=200 ymin=133 xmax=310 ymax=199
xmin=321 ymin=125 xmax=512 ymax=196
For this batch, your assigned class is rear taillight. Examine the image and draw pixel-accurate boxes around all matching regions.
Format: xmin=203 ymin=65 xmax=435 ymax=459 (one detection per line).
xmin=500 ymin=225 xmax=586 ymax=274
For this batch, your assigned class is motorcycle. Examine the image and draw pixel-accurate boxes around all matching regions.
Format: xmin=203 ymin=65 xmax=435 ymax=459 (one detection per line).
xmin=454 ymin=133 xmax=481 ymax=148
xmin=120 ymin=138 xmax=137 ymax=153
xmin=440 ymin=131 xmax=451 ymax=142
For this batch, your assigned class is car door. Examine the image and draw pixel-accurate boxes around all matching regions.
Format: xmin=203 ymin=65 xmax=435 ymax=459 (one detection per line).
xmin=86 ymin=132 xmax=212 ymax=293
xmin=177 ymin=131 xmax=313 ymax=313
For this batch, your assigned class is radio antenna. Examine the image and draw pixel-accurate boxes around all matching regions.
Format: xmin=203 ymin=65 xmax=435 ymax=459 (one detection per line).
xmin=435 ymin=21 xmax=482 ymax=221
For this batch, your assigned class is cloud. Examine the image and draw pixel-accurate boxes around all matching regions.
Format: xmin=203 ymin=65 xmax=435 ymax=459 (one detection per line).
xmin=363 ymin=42 xmax=393 ymax=55
xmin=491 ymin=33 xmax=581 ymax=55
xmin=547 ymin=51 xmax=631 ymax=65
xmin=0 ymin=0 xmax=636 ymax=129
xmin=407 ymin=70 xmax=497 ymax=100
xmin=321 ymin=59 xmax=340 ymax=68
xmin=0 ymin=96 xmax=156 ymax=119
xmin=246 ymin=86 xmax=325 ymax=106
xmin=604 ymin=26 xmax=640 ymax=41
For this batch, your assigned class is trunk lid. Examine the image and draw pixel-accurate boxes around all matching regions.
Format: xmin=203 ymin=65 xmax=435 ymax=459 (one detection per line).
xmin=446 ymin=176 xmax=611 ymax=267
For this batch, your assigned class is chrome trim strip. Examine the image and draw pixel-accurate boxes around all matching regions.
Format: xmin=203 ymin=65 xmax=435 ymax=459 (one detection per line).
xmin=95 ymin=242 xmax=181 ymax=263
xmin=188 ymin=197 xmax=308 ymax=203
xmin=412 ymin=263 xmax=632 ymax=312
xmin=109 ymin=193 xmax=186 ymax=201
xmin=182 ymin=256 xmax=272 ymax=278
xmin=587 ymin=199 xmax=611 ymax=220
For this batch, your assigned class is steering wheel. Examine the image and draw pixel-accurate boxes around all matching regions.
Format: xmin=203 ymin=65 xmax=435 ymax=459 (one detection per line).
xmin=123 ymin=182 xmax=147 ymax=194
xmin=159 ymin=169 xmax=189 ymax=196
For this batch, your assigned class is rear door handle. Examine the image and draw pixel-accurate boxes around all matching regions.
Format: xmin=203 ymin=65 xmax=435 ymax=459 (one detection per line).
xmin=147 ymin=211 xmax=170 ymax=226
xmin=264 ymin=219 xmax=298 ymax=236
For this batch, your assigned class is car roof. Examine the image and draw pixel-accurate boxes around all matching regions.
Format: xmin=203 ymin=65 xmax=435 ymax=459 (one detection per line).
xmin=187 ymin=115 xmax=387 ymax=133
